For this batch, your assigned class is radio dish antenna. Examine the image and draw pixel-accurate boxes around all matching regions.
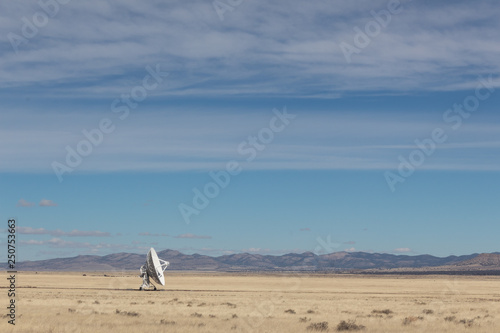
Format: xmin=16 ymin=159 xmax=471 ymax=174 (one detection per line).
xmin=139 ymin=248 xmax=169 ymax=290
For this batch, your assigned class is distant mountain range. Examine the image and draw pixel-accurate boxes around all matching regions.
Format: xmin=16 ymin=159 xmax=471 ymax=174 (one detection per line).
xmin=9 ymin=250 xmax=500 ymax=274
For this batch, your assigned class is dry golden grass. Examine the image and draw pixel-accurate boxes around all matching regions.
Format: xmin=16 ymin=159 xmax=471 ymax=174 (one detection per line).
xmin=1 ymin=271 xmax=500 ymax=332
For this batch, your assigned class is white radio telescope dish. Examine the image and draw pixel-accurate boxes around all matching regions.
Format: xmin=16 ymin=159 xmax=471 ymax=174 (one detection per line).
xmin=139 ymin=248 xmax=169 ymax=290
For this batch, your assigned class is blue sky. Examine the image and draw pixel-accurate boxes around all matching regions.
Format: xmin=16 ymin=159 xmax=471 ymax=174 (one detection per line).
xmin=1 ymin=0 xmax=500 ymax=260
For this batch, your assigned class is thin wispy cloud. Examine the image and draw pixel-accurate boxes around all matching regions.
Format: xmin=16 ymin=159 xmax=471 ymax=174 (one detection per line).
xmin=17 ymin=198 xmax=34 ymax=207
xmin=1 ymin=1 xmax=499 ymax=99
xmin=18 ymin=226 xmax=111 ymax=237
xmin=177 ymin=247 xmax=236 ymax=256
xmin=2 ymin=110 xmax=499 ymax=173
xmin=393 ymin=247 xmax=413 ymax=254
xmin=175 ymin=233 xmax=212 ymax=239
xmin=138 ymin=232 xmax=168 ymax=237
xmin=20 ymin=238 xmax=148 ymax=254
xmin=241 ymin=248 xmax=304 ymax=255
xmin=39 ymin=199 xmax=57 ymax=207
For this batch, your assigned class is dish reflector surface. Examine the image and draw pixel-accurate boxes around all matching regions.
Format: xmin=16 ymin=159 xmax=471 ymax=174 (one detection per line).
xmin=146 ymin=248 xmax=165 ymax=285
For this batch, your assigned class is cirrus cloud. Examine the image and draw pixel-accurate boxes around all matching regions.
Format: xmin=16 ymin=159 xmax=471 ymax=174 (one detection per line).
xmin=39 ymin=199 xmax=57 ymax=207
xmin=393 ymin=247 xmax=413 ymax=253
xmin=174 ymin=233 xmax=212 ymax=239
xmin=138 ymin=232 xmax=169 ymax=237
xmin=19 ymin=238 xmax=149 ymax=254
xmin=17 ymin=226 xmax=110 ymax=237
xmin=1 ymin=0 xmax=499 ymax=99
xmin=17 ymin=198 xmax=35 ymax=207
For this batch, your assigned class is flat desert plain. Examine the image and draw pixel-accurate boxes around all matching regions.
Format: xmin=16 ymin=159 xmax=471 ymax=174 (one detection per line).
xmin=1 ymin=271 xmax=500 ymax=332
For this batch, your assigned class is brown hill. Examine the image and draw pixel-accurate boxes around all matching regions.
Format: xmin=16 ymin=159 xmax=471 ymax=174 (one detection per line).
xmin=10 ymin=250 xmax=485 ymax=272
xmin=455 ymin=253 xmax=500 ymax=267
xmin=359 ymin=253 xmax=500 ymax=275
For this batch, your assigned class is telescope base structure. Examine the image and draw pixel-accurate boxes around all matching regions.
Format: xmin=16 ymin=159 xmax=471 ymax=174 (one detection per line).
xmin=139 ymin=265 xmax=157 ymax=291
